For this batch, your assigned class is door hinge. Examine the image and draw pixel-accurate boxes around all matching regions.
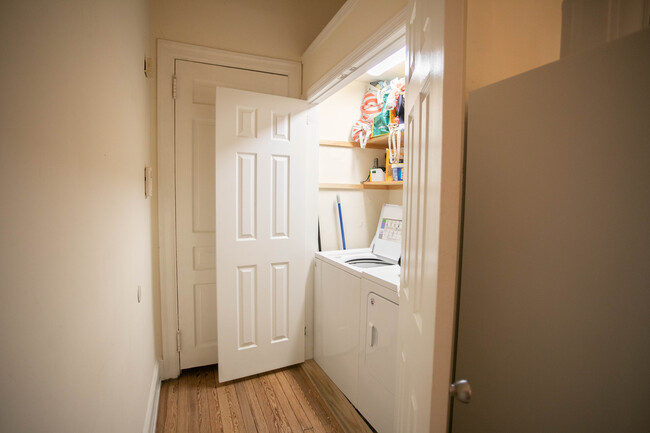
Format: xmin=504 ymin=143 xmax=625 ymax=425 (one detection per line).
xmin=172 ymin=75 xmax=177 ymax=100
xmin=176 ymin=330 xmax=181 ymax=352
xmin=304 ymin=326 xmax=307 ymax=336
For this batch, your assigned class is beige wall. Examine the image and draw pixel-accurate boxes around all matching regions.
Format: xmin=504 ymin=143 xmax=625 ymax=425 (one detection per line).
xmin=302 ymin=0 xmax=408 ymax=94
xmin=0 ymin=1 xmax=157 ymax=432
xmin=151 ymin=0 xmax=345 ymax=61
xmin=466 ymin=0 xmax=563 ymax=94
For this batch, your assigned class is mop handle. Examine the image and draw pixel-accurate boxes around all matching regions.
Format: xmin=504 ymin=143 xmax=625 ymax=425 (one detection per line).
xmin=337 ymin=194 xmax=347 ymax=250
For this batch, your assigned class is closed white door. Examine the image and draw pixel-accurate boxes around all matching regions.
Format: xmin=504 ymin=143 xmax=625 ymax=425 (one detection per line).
xmin=175 ymin=60 xmax=290 ymax=369
xmin=215 ymin=87 xmax=318 ymax=382
xmin=396 ymin=0 xmax=465 ymax=431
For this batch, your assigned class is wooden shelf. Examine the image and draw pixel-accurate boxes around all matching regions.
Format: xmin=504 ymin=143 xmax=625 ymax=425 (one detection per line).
xmin=363 ymin=180 xmax=403 ymax=189
xmin=320 ymin=141 xmax=388 ymax=150
xmin=319 ymin=181 xmax=403 ymax=190
xmin=319 ymin=183 xmax=364 ymax=190
xmin=320 ymin=136 xmax=389 ymax=150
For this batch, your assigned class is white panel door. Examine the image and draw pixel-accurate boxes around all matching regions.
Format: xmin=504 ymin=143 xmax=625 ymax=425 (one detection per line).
xmin=215 ymin=87 xmax=317 ymax=382
xmin=396 ymin=0 xmax=464 ymax=431
xmin=175 ymin=60 xmax=289 ymax=369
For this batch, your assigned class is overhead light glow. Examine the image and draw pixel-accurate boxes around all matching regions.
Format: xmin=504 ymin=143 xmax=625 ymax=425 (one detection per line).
xmin=366 ymin=47 xmax=406 ymax=77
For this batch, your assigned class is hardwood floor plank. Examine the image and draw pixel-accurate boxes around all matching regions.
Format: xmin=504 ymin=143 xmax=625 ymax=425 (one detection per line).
xmin=217 ymin=380 xmax=246 ymax=433
xmin=240 ymin=379 xmax=271 ymax=433
xmin=178 ymin=372 xmax=199 ymax=433
xmin=301 ymin=360 xmax=373 ymax=433
xmin=161 ymin=378 xmax=179 ymax=433
xmin=254 ymin=374 xmax=292 ymax=433
xmin=280 ymin=369 xmax=335 ymax=433
xmin=266 ymin=373 xmax=305 ymax=432
xmin=205 ymin=368 xmax=225 ymax=433
xmin=276 ymin=369 xmax=330 ymax=433
xmin=284 ymin=368 xmax=336 ymax=428
xmin=196 ymin=368 xmax=214 ymax=433
xmin=156 ymin=380 xmax=169 ymax=433
xmin=249 ymin=375 xmax=281 ymax=433
xmin=234 ymin=379 xmax=266 ymax=433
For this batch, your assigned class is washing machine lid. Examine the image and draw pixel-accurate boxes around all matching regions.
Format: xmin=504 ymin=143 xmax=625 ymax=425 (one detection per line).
xmin=370 ymin=204 xmax=402 ymax=263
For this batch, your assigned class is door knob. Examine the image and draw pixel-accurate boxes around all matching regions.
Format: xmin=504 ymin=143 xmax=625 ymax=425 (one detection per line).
xmin=449 ymin=379 xmax=472 ymax=403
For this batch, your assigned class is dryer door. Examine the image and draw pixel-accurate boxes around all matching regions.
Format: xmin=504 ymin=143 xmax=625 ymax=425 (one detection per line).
xmin=358 ymin=286 xmax=399 ymax=433
xmin=365 ymin=292 xmax=398 ymax=393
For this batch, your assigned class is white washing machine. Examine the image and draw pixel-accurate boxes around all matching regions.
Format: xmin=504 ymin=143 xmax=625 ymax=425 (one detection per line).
xmin=314 ymin=205 xmax=401 ymax=430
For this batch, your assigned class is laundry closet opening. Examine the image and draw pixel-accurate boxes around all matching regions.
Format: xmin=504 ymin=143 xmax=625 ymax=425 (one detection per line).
xmin=313 ymin=45 xmax=406 ymax=433
xmin=317 ymin=49 xmax=405 ymax=251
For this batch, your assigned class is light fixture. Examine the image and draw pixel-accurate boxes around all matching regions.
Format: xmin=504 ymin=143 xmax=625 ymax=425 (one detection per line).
xmin=366 ymin=46 xmax=406 ymax=77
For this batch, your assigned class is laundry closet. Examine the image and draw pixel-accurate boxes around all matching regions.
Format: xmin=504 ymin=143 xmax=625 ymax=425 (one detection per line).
xmin=313 ymin=47 xmax=406 ymax=433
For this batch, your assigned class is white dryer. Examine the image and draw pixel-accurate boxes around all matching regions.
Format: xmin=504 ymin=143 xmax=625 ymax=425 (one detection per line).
xmin=314 ymin=204 xmax=402 ymax=428
xmin=357 ymin=265 xmax=400 ymax=433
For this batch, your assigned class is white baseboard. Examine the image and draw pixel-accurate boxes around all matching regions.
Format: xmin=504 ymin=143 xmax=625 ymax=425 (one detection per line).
xmin=143 ymin=359 xmax=162 ymax=433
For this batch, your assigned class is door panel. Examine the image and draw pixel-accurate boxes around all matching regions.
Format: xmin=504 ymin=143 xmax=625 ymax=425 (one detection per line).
xmin=175 ymin=60 xmax=289 ymax=369
xmin=395 ymin=0 xmax=445 ymax=431
xmin=452 ymin=30 xmax=650 ymax=433
xmin=397 ymin=0 xmax=467 ymax=431
xmin=215 ymin=87 xmax=317 ymax=382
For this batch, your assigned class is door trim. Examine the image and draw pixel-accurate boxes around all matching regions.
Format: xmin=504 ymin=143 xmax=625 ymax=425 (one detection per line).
xmin=156 ymin=40 xmax=301 ymax=379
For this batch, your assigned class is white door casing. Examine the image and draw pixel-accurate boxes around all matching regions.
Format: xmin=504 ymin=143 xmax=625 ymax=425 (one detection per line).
xmin=175 ymin=60 xmax=291 ymax=369
xmin=215 ymin=87 xmax=318 ymax=382
xmin=157 ymin=40 xmax=301 ymax=379
xmin=395 ymin=0 xmax=465 ymax=432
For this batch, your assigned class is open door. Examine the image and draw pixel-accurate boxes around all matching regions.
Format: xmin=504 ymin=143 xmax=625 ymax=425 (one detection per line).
xmin=451 ymin=30 xmax=650 ymax=432
xmin=215 ymin=87 xmax=318 ymax=382
xmin=395 ymin=0 xmax=465 ymax=431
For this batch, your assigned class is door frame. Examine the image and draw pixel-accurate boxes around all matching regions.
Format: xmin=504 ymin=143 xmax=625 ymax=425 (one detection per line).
xmin=427 ymin=2 xmax=466 ymax=431
xmin=157 ymin=40 xmax=301 ymax=379
xmin=304 ymin=2 xmax=465 ymax=430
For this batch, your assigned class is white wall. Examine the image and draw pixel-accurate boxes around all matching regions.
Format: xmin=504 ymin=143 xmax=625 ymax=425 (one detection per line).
xmin=0 ymin=1 xmax=157 ymax=432
xmin=318 ymin=80 xmax=402 ymax=251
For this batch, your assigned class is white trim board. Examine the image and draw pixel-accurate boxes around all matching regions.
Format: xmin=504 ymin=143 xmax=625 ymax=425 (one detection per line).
xmin=156 ymin=40 xmax=302 ymax=379
xmin=303 ymin=7 xmax=407 ymax=104
xmin=142 ymin=360 xmax=161 ymax=433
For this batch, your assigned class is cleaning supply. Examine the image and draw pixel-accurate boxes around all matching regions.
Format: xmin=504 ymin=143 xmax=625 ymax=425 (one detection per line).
xmin=392 ymin=163 xmax=404 ymax=181
xmin=337 ymin=194 xmax=347 ymax=250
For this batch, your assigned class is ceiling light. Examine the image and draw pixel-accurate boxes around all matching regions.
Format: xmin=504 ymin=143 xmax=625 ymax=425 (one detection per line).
xmin=366 ymin=47 xmax=406 ymax=77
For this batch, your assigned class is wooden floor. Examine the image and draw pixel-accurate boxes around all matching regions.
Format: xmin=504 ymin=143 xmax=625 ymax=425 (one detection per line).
xmin=155 ymin=360 xmax=374 ymax=433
